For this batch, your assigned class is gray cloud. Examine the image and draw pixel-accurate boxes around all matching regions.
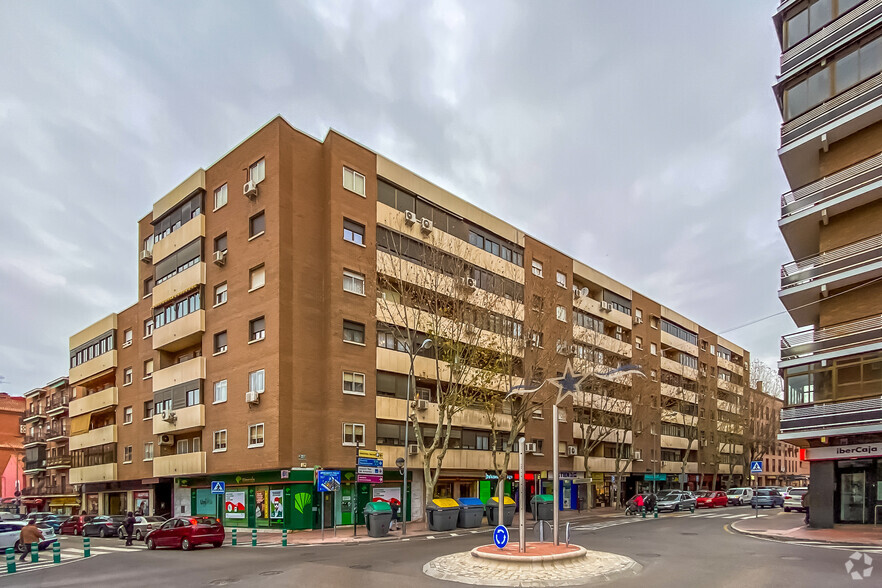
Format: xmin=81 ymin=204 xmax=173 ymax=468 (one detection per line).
xmin=0 ymin=0 xmax=791 ymax=393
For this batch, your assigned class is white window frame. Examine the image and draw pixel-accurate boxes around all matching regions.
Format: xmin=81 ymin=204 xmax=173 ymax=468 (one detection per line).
xmin=123 ymin=406 xmax=133 ymax=425
xmin=144 ymin=318 xmax=153 ymax=338
xmin=650 ymin=343 xmax=657 ymax=356
xmin=214 ymin=282 xmax=228 ymax=307
xmin=123 ymin=445 xmax=132 ymax=464
xmin=532 ymin=259 xmax=543 ymax=277
xmin=556 ymin=271 xmax=566 ymax=288
xmin=342 ymin=269 xmax=365 ymax=296
xmin=214 ymin=184 xmax=228 ymax=211
xmin=213 ymin=430 xmax=227 ymax=452
xmin=249 ymin=158 xmax=265 ymax=184
xmin=343 ymin=167 xmax=366 ymax=197
xmin=249 ymin=369 xmax=265 ymax=394
xmin=123 ymin=329 xmax=133 ymax=347
xmin=143 ymin=359 xmax=153 ymax=379
xmin=249 ymin=265 xmax=265 ymax=292
xmin=213 ymin=380 xmax=227 ymax=404
xmin=342 ymin=423 xmax=365 ymax=446
xmin=635 ymin=336 xmax=643 ymax=351
xmin=248 ymin=423 xmax=265 ymax=448
xmin=176 ymin=438 xmax=189 ymax=454
xmin=343 ymin=371 xmax=366 ymax=396
xmin=143 ymin=442 xmax=154 ymax=461
xmin=556 ymin=305 xmax=566 ymax=322
xmin=124 ymin=368 xmax=133 ymax=386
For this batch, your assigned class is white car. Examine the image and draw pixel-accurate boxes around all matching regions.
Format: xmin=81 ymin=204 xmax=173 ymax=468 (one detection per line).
xmin=726 ymin=488 xmax=754 ymax=506
xmin=784 ymin=487 xmax=808 ymax=512
xmin=0 ymin=520 xmax=57 ymax=553
xmin=117 ymin=516 xmax=168 ymax=541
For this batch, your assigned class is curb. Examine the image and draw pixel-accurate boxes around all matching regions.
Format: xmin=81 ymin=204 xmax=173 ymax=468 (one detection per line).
xmin=730 ymin=520 xmax=882 ymax=549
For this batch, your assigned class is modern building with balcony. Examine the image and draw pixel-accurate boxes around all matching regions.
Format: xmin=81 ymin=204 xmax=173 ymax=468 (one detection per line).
xmin=64 ymin=116 xmax=760 ymax=526
xmin=775 ymin=0 xmax=882 ymax=527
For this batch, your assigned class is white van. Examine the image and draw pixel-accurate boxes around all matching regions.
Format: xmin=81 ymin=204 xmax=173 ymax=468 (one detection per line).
xmin=726 ymin=488 xmax=754 ymax=506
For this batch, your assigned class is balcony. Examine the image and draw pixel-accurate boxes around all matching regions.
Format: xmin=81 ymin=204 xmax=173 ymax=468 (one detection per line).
xmin=46 ymin=427 xmax=68 ymax=442
xmin=717 ymin=378 xmax=742 ymax=394
xmin=572 ymin=456 xmax=634 ymax=474
xmin=23 ymin=459 xmax=46 ymax=473
xmin=573 ymin=325 xmax=632 ymax=359
xmin=152 ymin=214 xmax=205 ymax=264
xmin=153 ymin=262 xmax=206 ymax=308
xmin=69 ymin=424 xmax=117 ymax=451
xmin=69 ymin=387 xmax=118 ymax=418
xmin=716 ymin=356 xmax=744 ymax=376
xmin=778 ymin=0 xmax=882 ymax=81
xmin=69 ymin=350 xmax=118 ymax=387
xmin=780 ymin=397 xmax=882 ymax=442
xmin=46 ymin=395 xmax=70 ymax=416
xmin=660 ymin=330 xmax=699 ymax=358
xmin=152 ymin=309 xmax=205 ymax=352
xmin=572 ymin=293 xmax=633 ymax=331
xmin=70 ymin=463 xmax=117 ymax=484
xmin=378 ymin=445 xmax=518 ymax=471
xmin=660 ymin=461 xmax=699 ymax=474
xmin=46 ymin=455 xmax=72 ymax=469
xmin=660 ymin=357 xmax=699 ymax=382
xmin=152 ymin=452 xmax=206 ymax=477
xmin=780 ymin=233 xmax=882 ymax=325
xmin=780 ymin=315 xmax=882 ymax=364
xmin=24 ymin=433 xmax=46 ymax=447
xmin=22 ymin=407 xmax=46 ymax=423
xmin=779 ymin=71 xmax=882 ymax=187
xmin=375 ymin=397 xmax=512 ymax=431
xmin=152 ymin=404 xmax=205 ymax=436
xmin=152 ymin=357 xmax=206 ymax=392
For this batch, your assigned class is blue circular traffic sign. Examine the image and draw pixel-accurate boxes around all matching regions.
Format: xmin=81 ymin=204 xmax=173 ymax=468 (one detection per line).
xmin=493 ymin=525 xmax=509 ymax=549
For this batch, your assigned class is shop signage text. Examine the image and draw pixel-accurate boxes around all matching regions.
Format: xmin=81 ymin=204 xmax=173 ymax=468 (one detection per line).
xmin=804 ymin=443 xmax=882 ymax=461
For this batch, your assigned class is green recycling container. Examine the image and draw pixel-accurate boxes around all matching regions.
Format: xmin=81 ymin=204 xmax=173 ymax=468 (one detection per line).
xmin=530 ymin=494 xmax=554 ymax=521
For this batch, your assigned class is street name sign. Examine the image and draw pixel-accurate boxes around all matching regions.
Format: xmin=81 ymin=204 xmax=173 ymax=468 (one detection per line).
xmin=357 ymin=466 xmax=383 ymax=475
xmin=357 ymin=458 xmax=383 ymax=468
xmin=358 ymin=449 xmax=383 ymax=459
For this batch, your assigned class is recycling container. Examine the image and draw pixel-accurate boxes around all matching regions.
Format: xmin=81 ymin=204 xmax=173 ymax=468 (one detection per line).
xmin=530 ymin=494 xmax=554 ymax=521
xmin=456 ymin=498 xmax=485 ymax=528
xmin=364 ymin=501 xmax=393 ymax=538
xmin=486 ymin=496 xmax=516 ymax=526
xmin=426 ymin=498 xmax=459 ymax=531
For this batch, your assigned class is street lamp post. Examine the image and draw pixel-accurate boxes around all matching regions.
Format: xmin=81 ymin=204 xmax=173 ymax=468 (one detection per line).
xmin=401 ymin=338 xmax=432 ymax=536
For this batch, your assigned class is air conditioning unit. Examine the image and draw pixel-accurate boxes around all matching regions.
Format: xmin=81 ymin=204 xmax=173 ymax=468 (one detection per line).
xmin=634 ymin=450 xmax=643 ymax=461
xmin=408 ymin=444 xmax=419 ymax=455
xmin=416 ymin=399 xmax=429 ymax=411
xmin=159 ymin=434 xmax=174 ymax=446
xmin=569 ymin=344 xmax=578 ymax=355
xmin=600 ymin=301 xmax=612 ymax=312
xmin=140 ymin=249 xmax=152 ymax=263
xmin=161 ymin=409 xmax=176 ymax=423
xmin=573 ymin=286 xmax=581 ymax=299
xmin=404 ymin=210 xmax=418 ymax=225
xmin=615 ymin=326 xmax=624 ymax=334
xmin=566 ymin=445 xmax=577 ymax=456
xmin=245 ymin=391 xmax=260 ymax=405
xmin=634 ymin=317 xmax=643 ymax=324
xmin=243 ymin=180 xmax=258 ymax=199
xmin=420 ymin=218 xmax=433 ymax=233
xmin=580 ymin=287 xmax=590 ymax=298
xmin=524 ymin=442 xmax=538 ymax=454
xmin=459 ymin=276 xmax=476 ymax=290
xmin=213 ymin=250 xmax=226 ymax=266
xmin=701 ymin=439 xmax=709 ymax=447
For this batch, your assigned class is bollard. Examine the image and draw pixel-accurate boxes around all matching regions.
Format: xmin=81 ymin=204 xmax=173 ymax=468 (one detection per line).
xmin=282 ymin=529 xmax=287 ymax=547
xmin=690 ymin=504 xmax=695 ymax=514
xmin=53 ymin=541 xmax=60 ymax=564
xmin=83 ymin=537 xmax=90 ymax=558
xmin=654 ymin=507 xmax=658 ymax=519
xmin=251 ymin=529 xmax=257 ymax=547
xmin=641 ymin=506 xmax=646 ymax=519
xmin=31 ymin=542 xmax=38 ymax=563
xmin=231 ymin=528 xmax=237 ymax=546
xmin=5 ymin=547 xmax=15 ymax=574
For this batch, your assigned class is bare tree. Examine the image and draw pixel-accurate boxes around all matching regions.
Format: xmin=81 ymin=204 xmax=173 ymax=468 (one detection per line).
xmin=750 ymin=359 xmax=784 ymax=400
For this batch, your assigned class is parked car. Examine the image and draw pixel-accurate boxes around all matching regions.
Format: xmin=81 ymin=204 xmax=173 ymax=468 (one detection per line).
xmin=58 ymin=515 xmax=95 ymax=535
xmin=751 ymin=489 xmax=785 ymax=509
xmin=145 ymin=517 xmax=224 ymax=551
xmin=25 ymin=512 xmax=54 ymax=523
xmin=83 ymin=515 xmax=126 ymax=537
xmin=784 ymin=487 xmax=808 ymax=513
xmin=726 ymin=488 xmax=754 ymax=506
xmin=40 ymin=515 xmax=70 ymax=532
xmin=117 ymin=516 xmax=167 ymax=541
xmin=656 ymin=491 xmax=697 ymax=512
xmin=695 ymin=491 xmax=728 ymax=508
xmin=0 ymin=521 xmax=57 ymax=553
xmin=0 ymin=513 xmax=23 ymax=521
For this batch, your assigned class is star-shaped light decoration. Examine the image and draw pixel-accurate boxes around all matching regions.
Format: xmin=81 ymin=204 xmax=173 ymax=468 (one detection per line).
xmin=549 ymin=359 xmax=587 ymax=406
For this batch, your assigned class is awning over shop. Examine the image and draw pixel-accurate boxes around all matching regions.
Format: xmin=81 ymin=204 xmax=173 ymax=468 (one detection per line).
xmin=69 ymin=414 xmax=90 ymax=436
xmin=48 ymin=498 xmax=80 ymax=507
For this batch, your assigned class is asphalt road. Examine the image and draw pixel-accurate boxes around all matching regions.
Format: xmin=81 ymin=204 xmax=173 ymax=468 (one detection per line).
xmin=1 ymin=507 xmax=871 ymax=587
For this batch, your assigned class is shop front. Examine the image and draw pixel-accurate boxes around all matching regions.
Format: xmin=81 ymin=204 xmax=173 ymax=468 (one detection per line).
xmin=80 ymin=479 xmax=167 ymax=516
xmin=47 ymin=497 xmax=80 ymax=515
xmin=805 ymin=441 xmax=882 ymax=526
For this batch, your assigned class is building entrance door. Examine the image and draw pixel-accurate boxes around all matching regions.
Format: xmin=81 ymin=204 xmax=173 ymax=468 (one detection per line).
xmin=840 ymin=471 xmax=866 ymax=523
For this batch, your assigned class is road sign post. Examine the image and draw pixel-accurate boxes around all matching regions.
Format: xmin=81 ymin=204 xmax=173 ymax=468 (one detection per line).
xmin=750 ymin=461 xmax=763 ymax=518
xmin=493 ymin=525 xmax=509 ymax=549
xmin=211 ymin=481 xmax=225 ymax=494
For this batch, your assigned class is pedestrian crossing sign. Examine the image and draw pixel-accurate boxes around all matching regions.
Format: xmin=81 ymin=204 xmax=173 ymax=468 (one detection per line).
xmin=750 ymin=461 xmax=763 ymax=473
xmin=211 ymin=481 xmax=225 ymax=494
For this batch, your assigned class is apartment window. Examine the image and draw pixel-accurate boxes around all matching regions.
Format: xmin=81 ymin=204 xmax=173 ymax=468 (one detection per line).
xmin=214 ymin=331 xmax=228 ymax=354
xmin=214 ymin=380 xmax=227 ymax=404
xmin=124 ymin=406 xmax=133 ymax=424
xmin=249 ymin=369 xmax=265 ymax=394
xmin=343 ymin=423 xmax=365 ymax=446
xmin=343 ymin=167 xmax=366 ymax=196
xmin=343 ymin=270 xmax=365 ymax=295
xmin=556 ymin=271 xmax=566 ymax=288
xmin=343 ymin=219 xmax=365 ymax=245
xmin=650 ymin=343 xmax=657 ymax=356
xmin=143 ymin=442 xmax=154 ymax=461
xmin=343 ymin=320 xmax=365 ymax=344
xmin=249 ymin=265 xmax=265 ymax=291
xmin=177 ymin=439 xmax=189 ymax=454
xmin=213 ymin=430 xmax=227 ymax=452
xmin=249 ymin=316 xmax=266 ymax=342
xmin=214 ymin=184 xmax=228 ymax=210
xmin=531 ymin=259 xmax=543 ymax=277
xmin=249 ymin=158 xmax=266 ymax=184
xmin=144 ymin=401 xmax=153 ymax=420
xmin=144 ymin=318 xmax=153 ymax=337
xmin=249 ymin=211 xmax=266 ymax=239
xmin=533 ymin=439 xmax=544 ymax=455
xmin=124 ymin=368 xmax=133 ymax=386
xmin=143 ymin=277 xmax=153 ymax=297
xmin=650 ymin=316 xmax=659 ymax=329
xmin=214 ymin=233 xmax=228 ymax=254
xmin=143 ymin=359 xmax=153 ymax=378
xmin=123 ymin=446 xmax=132 ymax=463
xmin=532 ymin=408 xmax=544 ymax=420
xmin=650 ymin=370 xmax=658 ymax=382
xmin=556 ymin=305 xmax=566 ymax=322
xmin=248 ymin=423 xmax=265 ymax=448
xmin=343 ymin=371 xmax=365 ymax=396
xmin=123 ymin=329 xmax=133 ymax=347
xmin=635 ymin=336 xmax=643 ymax=350
xmin=214 ymin=282 xmax=227 ymax=306
xmin=635 ymin=308 xmax=643 ymax=322
xmin=186 ymin=388 xmax=200 ymax=407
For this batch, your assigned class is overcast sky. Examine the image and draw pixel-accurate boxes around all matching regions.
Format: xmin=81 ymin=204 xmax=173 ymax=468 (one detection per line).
xmin=0 ymin=1 xmax=795 ymax=394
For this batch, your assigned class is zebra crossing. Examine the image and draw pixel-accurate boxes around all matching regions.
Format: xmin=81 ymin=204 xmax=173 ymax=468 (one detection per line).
xmin=675 ymin=511 xmax=769 ymax=520
xmin=1 ymin=543 xmax=146 ymax=577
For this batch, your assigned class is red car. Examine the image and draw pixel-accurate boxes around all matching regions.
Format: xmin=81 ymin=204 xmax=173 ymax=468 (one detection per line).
xmin=696 ymin=491 xmax=728 ymax=508
xmin=58 ymin=515 xmax=96 ymax=535
xmin=145 ymin=517 xmax=224 ymax=550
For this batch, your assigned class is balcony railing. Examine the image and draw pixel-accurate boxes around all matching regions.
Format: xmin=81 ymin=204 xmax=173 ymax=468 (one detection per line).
xmin=46 ymin=394 xmax=70 ymax=412
xmin=23 ymin=460 xmax=46 ymax=472
xmin=21 ymin=484 xmax=77 ymax=496
xmin=47 ymin=455 xmax=72 ymax=468
xmin=781 ymin=151 xmax=882 ymax=218
xmin=781 ymin=233 xmax=882 ymax=289
xmin=781 ymin=315 xmax=882 ymax=359
xmin=781 ymin=72 xmax=882 ymax=147
xmin=47 ymin=427 xmax=68 ymax=440
xmin=23 ymin=406 xmax=46 ymax=421
xmin=24 ymin=433 xmax=46 ymax=445
xmin=781 ymin=397 xmax=882 ymax=433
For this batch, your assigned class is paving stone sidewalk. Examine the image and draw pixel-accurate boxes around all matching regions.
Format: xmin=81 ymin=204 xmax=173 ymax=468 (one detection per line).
xmin=731 ymin=511 xmax=882 ymax=547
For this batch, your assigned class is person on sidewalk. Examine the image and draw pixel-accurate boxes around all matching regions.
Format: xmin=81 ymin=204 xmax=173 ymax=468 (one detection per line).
xmin=802 ymin=488 xmax=811 ymax=526
xmin=644 ymin=491 xmax=657 ymax=514
xmin=389 ymin=498 xmax=400 ymax=531
xmin=635 ymin=493 xmax=645 ymax=514
xmin=123 ymin=511 xmax=136 ymax=546
xmin=18 ymin=520 xmax=43 ymax=562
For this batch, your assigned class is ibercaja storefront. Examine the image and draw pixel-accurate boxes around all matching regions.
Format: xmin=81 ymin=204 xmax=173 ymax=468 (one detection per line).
xmin=178 ymin=469 xmax=413 ymax=530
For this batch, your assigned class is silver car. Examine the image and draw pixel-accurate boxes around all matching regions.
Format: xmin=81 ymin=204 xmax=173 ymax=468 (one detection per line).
xmin=656 ymin=491 xmax=697 ymax=512
xmin=117 ymin=515 xmax=168 ymax=541
xmin=784 ymin=487 xmax=807 ymax=513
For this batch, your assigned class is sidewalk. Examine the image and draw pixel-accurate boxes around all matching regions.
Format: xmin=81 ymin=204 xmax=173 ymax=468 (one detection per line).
xmin=731 ymin=510 xmax=882 ymax=547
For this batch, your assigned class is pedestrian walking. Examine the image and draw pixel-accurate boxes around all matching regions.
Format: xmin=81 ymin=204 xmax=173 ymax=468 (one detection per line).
xmin=389 ymin=498 xmax=400 ymax=530
xmin=635 ymin=493 xmax=645 ymax=514
xmin=18 ymin=519 xmax=43 ymax=562
xmin=802 ymin=488 xmax=811 ymax=526
xmin=645 ymin=492 xmax=657 ymax=513
xmin=124 ymin=511 xmax=136 ymax=546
